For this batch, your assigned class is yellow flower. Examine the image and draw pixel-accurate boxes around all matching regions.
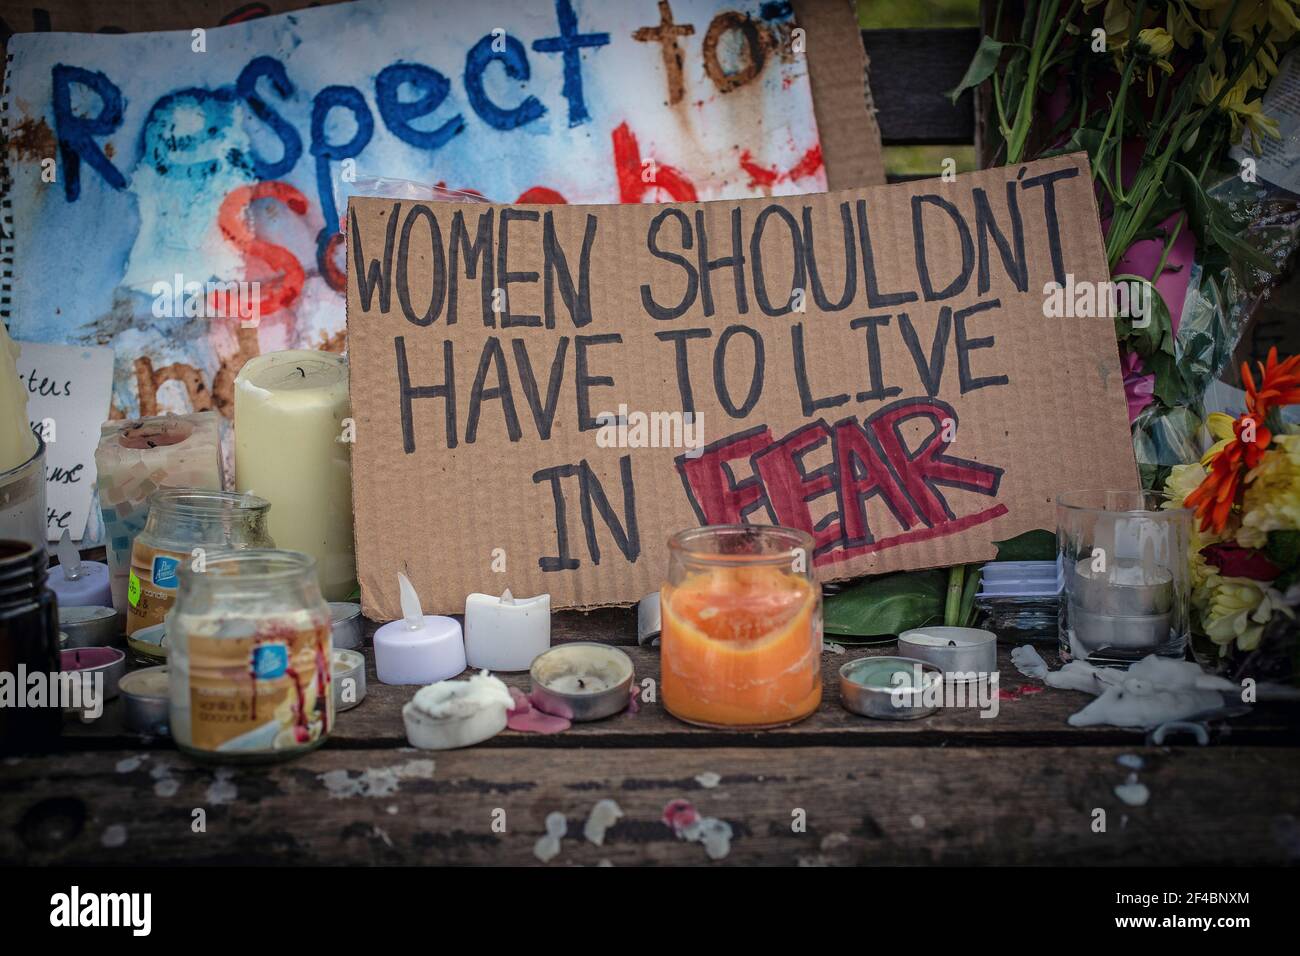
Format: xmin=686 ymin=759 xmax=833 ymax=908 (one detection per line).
xmin=1189 ymin=0 xmax=1300 ymax=41
xmin=1162 ymin=462 xmax=1219 ymax=594
xmin=1199 ymin=73 xmax=1282 ymax=153
xmin=1200 ymin=412 xmax=1236 ymax=466
xmin=1237 ymin=434 xmax=1300 ymax=548
xmin=1203 ymin=577 xmax=1294 ymax=652
xmin=1136 ymin=27 xmax=1177 ymax=94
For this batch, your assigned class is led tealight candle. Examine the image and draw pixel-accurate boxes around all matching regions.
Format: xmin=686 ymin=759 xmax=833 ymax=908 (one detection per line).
xmin=374 ymin=573 xmax=466 ymax=685
xmin=48 ymin=530 xmax=112 ymax=609
xmin=464 ymin=588 xmax=550 ymax=672
xmin=234 ymin=350 xmax=355 ymax=600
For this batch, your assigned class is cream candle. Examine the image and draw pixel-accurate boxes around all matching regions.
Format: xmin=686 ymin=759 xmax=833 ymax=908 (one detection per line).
xmin=464 ymin=589 xmax=550 ymax=672
xmin=234 ymin=350 xmax=354 ymax=601
xmin=0 ymin=322 xmax=36 ymax=474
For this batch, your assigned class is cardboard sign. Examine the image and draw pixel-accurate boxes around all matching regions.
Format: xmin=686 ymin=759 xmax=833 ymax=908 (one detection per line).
xmin=346 ymin=154 xmax=1139 ymax=618
xmin=14 ymin=341 xmax=115 ymax=539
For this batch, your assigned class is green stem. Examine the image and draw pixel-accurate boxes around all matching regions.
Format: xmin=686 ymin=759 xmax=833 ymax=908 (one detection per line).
xmin=958 ymin=564 xmax=981 ymax=628
xmin=944 ymin=565 xmax=965 ymax=627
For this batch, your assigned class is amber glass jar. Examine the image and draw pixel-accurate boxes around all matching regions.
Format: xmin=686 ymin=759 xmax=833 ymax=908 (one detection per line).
xmin=660 ymin=525 xmax=822 ymax=729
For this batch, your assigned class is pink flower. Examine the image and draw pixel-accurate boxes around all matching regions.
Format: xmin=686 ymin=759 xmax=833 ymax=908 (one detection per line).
xmin=1121 ymin=350 xmax=1156 ymax=422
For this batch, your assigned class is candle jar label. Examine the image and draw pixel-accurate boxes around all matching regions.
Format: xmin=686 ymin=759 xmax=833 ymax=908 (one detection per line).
xmin=186 ymin=621 xmax=332 ymax=754
xmin=125 ymin=542 xmax=189 ymax=638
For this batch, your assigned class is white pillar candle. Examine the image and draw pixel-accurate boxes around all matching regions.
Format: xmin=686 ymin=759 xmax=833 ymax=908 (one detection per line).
xmin=374 ymin=573 xmax=466 ymax=685
xmin=0 ymin=322 xmax=36 ymax=474
xmin=464 ymin=589 xmax=551 ymax=672
xmin=234 ymin=350 xmax=354 ymax=601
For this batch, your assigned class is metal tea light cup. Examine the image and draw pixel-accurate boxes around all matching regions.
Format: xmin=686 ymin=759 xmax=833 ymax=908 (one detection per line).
xmin=1056 ymin=490 xmax=1191 ymax=665
xmin=839 ymin=656 xmax=943 ymax=720
xmin=529 ymin=642 xmax=634 ymax=722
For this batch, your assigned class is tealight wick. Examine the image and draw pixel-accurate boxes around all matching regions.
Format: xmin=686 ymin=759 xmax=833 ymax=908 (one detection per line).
xmin=947 ymin=639 xmax=957 ymax=647
xmin=55 ymin=530 xmax=84 ymax=582
xmin=398 ymin=572 xmax=424 ymax=631
xmin=501 ymin=588 xmax=515 ymax=606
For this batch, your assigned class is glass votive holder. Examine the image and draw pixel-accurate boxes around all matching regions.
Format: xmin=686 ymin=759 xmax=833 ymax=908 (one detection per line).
xmin=0 ymin=436 xmax=47 ymax=552
xmin=660 ymin=524 xmax=822 ymax=729
xmin=1056 ymin=490 xmax=1191 ymax=666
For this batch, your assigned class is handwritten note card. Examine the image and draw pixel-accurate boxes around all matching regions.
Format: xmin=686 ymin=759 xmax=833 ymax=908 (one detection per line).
xmin=15 ymin=341 xmax=115 ymax=540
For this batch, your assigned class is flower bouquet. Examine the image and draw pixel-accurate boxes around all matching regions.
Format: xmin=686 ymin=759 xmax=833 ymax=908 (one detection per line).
xmin=953 ymin=0 xmax=1300 ymax=488
xmin=1162 ymin=348 xmax=1300 ymax=680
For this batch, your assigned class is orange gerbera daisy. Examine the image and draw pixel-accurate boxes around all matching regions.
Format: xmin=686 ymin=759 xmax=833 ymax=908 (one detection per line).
xmin=1185 ymin=348 xmax=1300 ymax=534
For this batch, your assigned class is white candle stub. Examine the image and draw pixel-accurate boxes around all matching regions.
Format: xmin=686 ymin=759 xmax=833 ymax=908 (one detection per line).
xmin=402 ymin=672 xmax=514 ymax=750
xmin=464 ymin=588 xmax=551 ymax=672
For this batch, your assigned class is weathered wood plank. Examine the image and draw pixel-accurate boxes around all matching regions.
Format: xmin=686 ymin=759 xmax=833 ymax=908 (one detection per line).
xmin=65 ymin=634 xmax=1300 ymax=749
xmin=3 ymin=746 xmax=1295 ymax=865
xmin=862 ymin=28 xmax=978 ymax=145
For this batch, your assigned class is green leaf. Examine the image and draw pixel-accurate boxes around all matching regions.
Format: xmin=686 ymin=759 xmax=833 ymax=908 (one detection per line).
xmin=946 ymin=35 xmax=1006 ymax=104
xmin=991 ymin=529 xmax=1056 ymax=561
xmin=1171 ymin=162 xmax=1276 ymax=276
xmin=823 ymin=570 xmax=946 ymax=638
xmin=1265 ymin=530 xmax=1300 ymax=573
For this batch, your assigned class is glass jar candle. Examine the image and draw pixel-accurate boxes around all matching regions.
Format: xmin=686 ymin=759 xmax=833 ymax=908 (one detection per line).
xmin=168 ymin=549 xmax=333 ymax=763
xmin=0 ymin=539 xmax=61 ymax=753
xmin=126 ymin=489 xmax=274 ymax=661
xmin=1057 ymin=490 xmax=1192 ymax=665
xmin=661 ymin=525 xmax=822 ymax=729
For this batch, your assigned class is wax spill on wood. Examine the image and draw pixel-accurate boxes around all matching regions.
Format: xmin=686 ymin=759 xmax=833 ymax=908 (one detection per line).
xmin=318 ymin=759 xmax=436 ymax=799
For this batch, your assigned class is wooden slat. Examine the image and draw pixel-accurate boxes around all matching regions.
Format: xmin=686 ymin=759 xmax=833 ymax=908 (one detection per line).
xmin=63 ymin=617 xmax=1300 ymax=749
xmin=862 ymin=27 xmax=979 ymax=146
xmin=3 ymin=745 xmax=1294 ymax=865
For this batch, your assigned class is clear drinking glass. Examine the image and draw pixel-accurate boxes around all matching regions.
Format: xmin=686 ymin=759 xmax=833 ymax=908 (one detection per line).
xmin=1056 ymin=490 xmax=1192 ymax=665
xmin=0 ymin=436 xmax=47 ymax=552
xmin=661 ymin=525 xmax=821 ymax=729
xmin=168 ymin=549 xmax=333 ymax=764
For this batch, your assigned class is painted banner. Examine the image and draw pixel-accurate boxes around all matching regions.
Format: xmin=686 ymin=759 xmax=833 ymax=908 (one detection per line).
xmin=2 ymin=0 xmax=841 ymax=423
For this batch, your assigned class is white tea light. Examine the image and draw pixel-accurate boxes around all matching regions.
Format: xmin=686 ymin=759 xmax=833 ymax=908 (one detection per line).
xmin=373 ymin=573 xmax=466 ymax=685
xmin=464 ymin=588 xmax=550 ymax=672
xmin=898 ymin=627 xmax=997 ymax=681
xmin=332 ymin=648 xmax=367 ymax=712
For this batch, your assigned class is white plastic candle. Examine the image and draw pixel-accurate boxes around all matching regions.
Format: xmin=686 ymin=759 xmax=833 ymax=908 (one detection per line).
xmin=48 ymin=530 xmax=112 ymax=609
xmin=234 ymin=350 xmax=354 ymax=600
xmin=464 ymin=588 xmax=551 ymax=672
xmin=374 ymin=573 xmax=467 ymax=685
xmin=0 ymin=322 xmax=36 ymax=474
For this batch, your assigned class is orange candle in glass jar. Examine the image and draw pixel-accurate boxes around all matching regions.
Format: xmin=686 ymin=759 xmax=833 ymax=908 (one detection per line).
xmin=660 ymin=526 xmax=822 ymax=729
